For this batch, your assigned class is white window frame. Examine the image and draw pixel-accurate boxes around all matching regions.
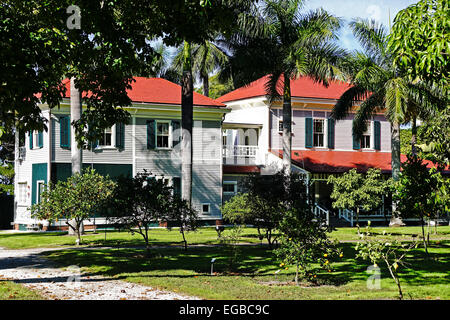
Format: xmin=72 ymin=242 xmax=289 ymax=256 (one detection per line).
xmin=223 ymin=181 xmax=238 ymax=195
xmin=361 ymin=121 xmax=373 ymax=150
xmin=201 ymin=203 xmax=211 ymax=214
xmin=155 ymin=120 xmax=172 ymax=150
xmin=36 ymin=180 xmax=45 ymax=204
xmin=313 ymin=118 xmax=326 ymax=148
xmin=18 ymin=182 xmax=27 ymax=205
xmin=96 ymin=125 xmax=116 ymax=149
xmin=278 ymin=119 xmax=283 ymax=133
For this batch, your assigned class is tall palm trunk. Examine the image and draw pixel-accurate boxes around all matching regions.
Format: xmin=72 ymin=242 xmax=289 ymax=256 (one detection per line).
xmin=70 ymin=77 xmax=82 ymax=175
xmin=411 ymin=116 xmax=417 ymax=157
xmin=201 ymin=72 xmax=209 ymax=97
xmin=390 ymin=121 xmax=404 ymax=226
xmin=69 ymin=77 xmax=83 ymax=240
xmin=181 ymin=42 xmax=193 ymax=205
xmin=282 ymin=75 xmax=292 ymax=175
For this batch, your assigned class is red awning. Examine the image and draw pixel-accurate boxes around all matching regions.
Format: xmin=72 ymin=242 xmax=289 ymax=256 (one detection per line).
xmin=272 ymin=149 xmax=449 ymax=174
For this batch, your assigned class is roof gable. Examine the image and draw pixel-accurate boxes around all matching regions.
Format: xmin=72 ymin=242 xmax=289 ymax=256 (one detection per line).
xmin=61 ymin=77 xmax=225 ymax=108
xmin=217 ymin=75 xmax=352 ymax=103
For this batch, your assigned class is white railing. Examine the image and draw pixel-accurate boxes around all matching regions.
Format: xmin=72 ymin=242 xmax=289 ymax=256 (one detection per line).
xmin=339 ymin=208 xmax=354 ymax=227
xmin=223 ymin=145 xmax=258 ymax=158
xmin=314 ymin=203 xmax=330 ymax=226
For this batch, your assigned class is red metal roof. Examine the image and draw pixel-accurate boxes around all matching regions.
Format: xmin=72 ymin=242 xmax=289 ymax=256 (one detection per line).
xmin=217 ymin=75 xmax=352 ymax=103
xmin=223 ymin=165 xmax=261 ymax=174
xmin=272 ymin=149 xmax=449 ymax=174
xmin=60 ymin=77 xmax=226 ymax=108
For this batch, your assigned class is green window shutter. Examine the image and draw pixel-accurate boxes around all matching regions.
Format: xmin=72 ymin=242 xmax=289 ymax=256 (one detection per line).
xmin=327 ymin=118 xmax=335 ymax=149
xmin=115 ymin=123 xmax=125 ymax=149
xmin=374 ymin=120 xmax=381 ymax=150
xmin=172 ymin=120 xmax=181 ymax=148
xmin=305 ymin=117 xmax=313 ymax=148
xmin=352 ymin=133 xmax=361 ymax=150
xmin=173 ymin=177 xmax=181 ymax=199
xmin=60 ymin=116 xmax=71 ymax=149
xmin=29 ymin=131 xmax=33 ymax=149
xmin=38 ymin=131 xmax=43 ymax=148
xmin=147 ymin=120 xmax=156 ymax=149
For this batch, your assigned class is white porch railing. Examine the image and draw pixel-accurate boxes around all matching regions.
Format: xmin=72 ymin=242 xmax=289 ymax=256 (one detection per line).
xmin=314 ymin=203 xmax=330 ymax=226
xmin=223 ymin=145 xmax=258 ymax=158
xmin=339 ymin=208 xmax=354 ymax=227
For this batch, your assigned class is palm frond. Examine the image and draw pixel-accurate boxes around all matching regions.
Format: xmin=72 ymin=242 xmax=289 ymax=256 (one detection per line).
xmin=331 ymin=85 xmax=369 ymax=120
xmin=349 ymin=18 xmax=390 ymax=66
xmin=353 ymin=91 xmax=383 ymax=138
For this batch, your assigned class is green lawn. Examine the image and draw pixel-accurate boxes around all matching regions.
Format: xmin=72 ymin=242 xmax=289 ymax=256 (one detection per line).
xmin=0 ymin=281 xmax=45 ymax=300
xmin=1 ymin=226 xmax=449 ymax=250
xmin=1 ymin=226 xmax=449 ymax=300
xmin=43 ymin=241 xmax=450 ymax=300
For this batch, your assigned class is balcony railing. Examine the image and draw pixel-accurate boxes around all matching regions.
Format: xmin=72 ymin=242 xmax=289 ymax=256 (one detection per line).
xmin=223 ymin=145 xmax=258 ymax=158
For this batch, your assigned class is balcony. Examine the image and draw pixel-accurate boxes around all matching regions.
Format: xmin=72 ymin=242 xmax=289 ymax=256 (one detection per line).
xmin=223 ymin=145 xmax=259 ymax=165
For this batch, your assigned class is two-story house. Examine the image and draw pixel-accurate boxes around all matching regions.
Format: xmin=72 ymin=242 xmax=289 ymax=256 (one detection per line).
xmin=217 ymin=75 xmax=394 ymax=210
xmin=13 ymin=77 xmax=229 ymax=230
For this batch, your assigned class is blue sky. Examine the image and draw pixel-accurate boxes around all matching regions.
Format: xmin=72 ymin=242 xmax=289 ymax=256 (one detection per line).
xmin=302 ymin=0 xmax=418 ymax=51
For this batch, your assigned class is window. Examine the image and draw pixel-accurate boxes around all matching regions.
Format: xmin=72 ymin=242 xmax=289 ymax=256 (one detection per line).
xmin=361 ymin=122 xmax=372 ymax=149
xmin=156 ymin=121 xmax=170 ymax=148
xmin=36 ymin=181 xmax=45 ymax=204
xmin=99 ymin=127 xmax=113 ymax=147
xmin=18 ymin=182 xmax=27 ymax=204
xmin=223 ymin=182 xmax=237 ymax=195
xmin=202 ymin=203 xmax=211 ymax=214
xmin=222 ymin=130 xmax=227 ymax=146
xmin=278 ymin=119 xmax=283 ymax=133
xmin=313 ymin=119 xmax=325 ymax=147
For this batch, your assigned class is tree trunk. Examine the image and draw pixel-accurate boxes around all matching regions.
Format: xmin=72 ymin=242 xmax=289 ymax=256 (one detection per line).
xmin=202 ymin=72 xmax=209 ymax=97
xmin=420 ymin=217 xmax=429 ymax=256
xmin=389 ymin=121 xmax=404 ymax=227
xmin=282 ymin=75 xmax=292 ymax=176
xmin=181 ymin=41 xmax=193 ymax=206
xmin=385 ymin=258 xmax=403 ymax=300
xmin=411 ymin=116 xmax=417 ymax=157
xmin=70 ymin=77 xmax=83 ymax=238
xmin=70 ymin=77 xmax=82 ymax=175
xmin=295 ymin=263 xmax=299 ymax=286
xmin=356 ymin=207 xmax=360 ymax=235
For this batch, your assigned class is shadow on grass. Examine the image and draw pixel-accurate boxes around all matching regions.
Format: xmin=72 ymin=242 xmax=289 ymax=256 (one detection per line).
xmin=40 ymin=241 xmax=450 ymax=290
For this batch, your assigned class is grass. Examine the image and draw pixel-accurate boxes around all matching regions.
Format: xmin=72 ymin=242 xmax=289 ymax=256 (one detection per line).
xmin=0 ymin=227 xmax=263 ymax=250
xmin=1 ymin=226 xmax=449 ymax=250
xmin=0 ymin=281 xmax=45 ymax=300
xmin=1 ymin=226 xmax=449 ymax=300
xmin=42 ymin=241 xmax=450 ymax=300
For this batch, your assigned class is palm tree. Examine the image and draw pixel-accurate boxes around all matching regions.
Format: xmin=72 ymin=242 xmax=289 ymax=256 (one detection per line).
xmin=171 ymin=40 xmax=230 ymax=97
xmin=330 ymin=19 xmax=442 ymax=222
xmin=228 ymin=0 xmax=345 ymax=175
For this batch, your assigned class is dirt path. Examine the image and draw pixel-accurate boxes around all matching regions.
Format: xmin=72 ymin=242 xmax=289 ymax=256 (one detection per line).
xmin=0 ymin=247 xmax=199 ymax=300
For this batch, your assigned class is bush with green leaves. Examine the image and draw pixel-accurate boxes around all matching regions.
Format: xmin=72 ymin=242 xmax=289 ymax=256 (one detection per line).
xmin=328 ymin=168 xmax=391 ymax=233
xmin=105 ymin=170 xmax=198 ymax=254
xmin=30 ymin=168 xmax=116 ymax=244
xmin=275 ymin=207 xmax=342 ymax=285
xmin=355 ymin=221 xmax=419 ymax=300
xmin=393 ymin=155 xmax=446 ymax=255
xmin=229 ymin=170 xmax=313 ymax=247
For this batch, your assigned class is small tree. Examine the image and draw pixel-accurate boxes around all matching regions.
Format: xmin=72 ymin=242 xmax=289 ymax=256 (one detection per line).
xmin=356 ymin=221 xmax=419 ymax=300
xmin=105 ymin=170 xmax=193 ymax=255
xmin=328 ymin=168 xmax=390 ymax=233
xmin=167 ymin=197 xmax=199 ymax=251
xmin=393 ymin=155 xmax=441 ymax=255
xmin=276 ymin=207 xmax=341 ymax=285
xmin=30 ymin=168 xmax=116 ymax=244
